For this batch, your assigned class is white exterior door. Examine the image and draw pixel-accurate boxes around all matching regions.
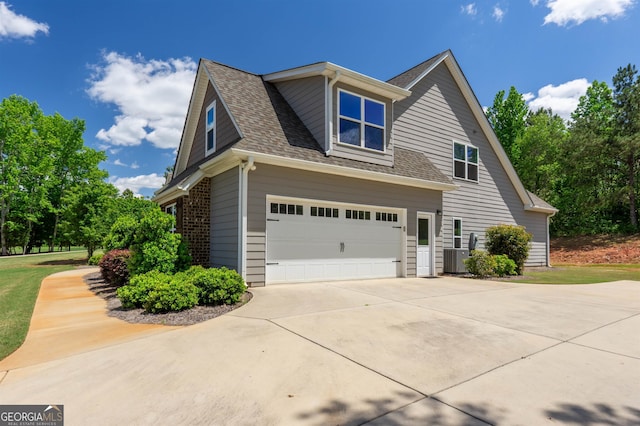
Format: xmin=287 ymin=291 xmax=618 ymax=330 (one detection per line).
xmin=417 ymin=214 xmax=432 ymax=277
xmin=266 ymin=198 xmax=404 ymax=284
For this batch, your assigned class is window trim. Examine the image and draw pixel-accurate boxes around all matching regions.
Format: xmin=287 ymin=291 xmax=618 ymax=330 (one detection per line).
xmin=337 ymin=89 xmax=386 ymax=153
xmin=452 ymin=141 xmax=479 ymax=182
xmin=205 ymin=100 xmax=216 ymax=156
xmin=453 ymin=217 xmax=462 ymax=249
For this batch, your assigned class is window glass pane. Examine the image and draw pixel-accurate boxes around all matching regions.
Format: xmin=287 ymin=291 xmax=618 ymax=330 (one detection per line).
xmin=346 ymin=210 xmax=351 ymax=219
xmin=207 ymin=130 xmax=214 ymax=151
xmin=207 ymin=107 xmax=214 ymax=126
xmin=381 ymin=213 xmax=387 ymax=221
xmin=454 ymin=160 xmax=466 ymax=178
xmin=287 ymin=204 xmax=295 ymax=215
xmin=333 ymin=208 xmax=339 ymax=218
xmin=468 ymin=146 xmax=478 ymax=164
xmin=418 ymin=219 xmax=429 ymax=245
xmin=365 ymin=211 xmax=371 ymax=220
xmin=454 ymin=143 xmax=465 ymax=160
xmin=296 ymin=205 xmax=303 ymax=215
xmin=454 ymin=238 xmax=462 ymax=249
xmin=339 ymin=91 xmax=361 ymax=120
xmin=467 ymin=164 xmax=478 ymax=181
xmin=364 ymin=99 xmax=384 ymax=126
xmin=454 ymin=219 xmax=462 ymax=236
xmin=364 ymin=126 xmax=384 ymax=151
xmin=358 ymin=211 xmax=364 ymax=220
xmin=319 ymin=207 xmax=325 ymax=217
xmin=270 ymin=203 xmax=278 ymax=214
xmin=311 ymin=207 xmax=317 ymax=216
xmin=279 ymin=204 xmax=286 ymax=214
xmin=340 ymin=119 xmax=360 ymax=145
xmin=392 ymin=213 xmax=398 ymax=222
xmin=376 ymin=212 xmax=381 ymax=221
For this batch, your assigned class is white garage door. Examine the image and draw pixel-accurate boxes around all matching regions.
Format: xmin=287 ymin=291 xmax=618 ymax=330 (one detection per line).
xmin=266 ymin=198 xmax=404 ymax=284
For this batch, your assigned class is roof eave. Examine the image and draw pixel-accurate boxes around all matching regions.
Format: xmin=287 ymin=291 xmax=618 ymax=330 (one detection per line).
xmin=231 ymin=148 xmax=457 ymax=192
xmin=263 ymin=62 xmax=411 ymax=101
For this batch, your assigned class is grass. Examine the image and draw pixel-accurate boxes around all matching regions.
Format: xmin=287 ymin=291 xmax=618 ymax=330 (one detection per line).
xmin=0 ymin=251 xmax=88 ymax=361
xmin=515 ymin=264 xmax=640 ymax=284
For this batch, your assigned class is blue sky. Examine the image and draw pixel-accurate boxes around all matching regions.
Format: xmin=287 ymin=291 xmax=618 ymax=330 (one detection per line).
xmin=1 ymin=0 xmax=638 ymax=197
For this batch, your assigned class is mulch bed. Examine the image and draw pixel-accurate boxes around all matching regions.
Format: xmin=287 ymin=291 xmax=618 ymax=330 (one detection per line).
xmin=83 ymin=271 xmax=253 ymax=326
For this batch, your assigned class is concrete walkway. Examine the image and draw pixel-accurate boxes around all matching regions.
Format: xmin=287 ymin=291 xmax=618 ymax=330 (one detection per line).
xmin=0 ymin=272 xmax=638 ymax=425
xmin=0 ymin=269 xmax=177 ymax=371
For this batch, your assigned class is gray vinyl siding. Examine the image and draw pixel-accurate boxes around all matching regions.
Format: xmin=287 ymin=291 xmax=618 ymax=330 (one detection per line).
xmin=330 ymin=82 xmax=394 ymax=167
xmin=187 ymin=83 xmax=241 ymax=168
xmin=274 ymin=76 xmax=326 ymax=147
xmin=393 ymin=62 xmax=549 ymax=266
xmin=246 ymin=232 xmax=265 ymax=286
xmin=210 ymin=167 xmax=239 ymax=270
xmin=246 ymin=164 xmax=442 ymax=284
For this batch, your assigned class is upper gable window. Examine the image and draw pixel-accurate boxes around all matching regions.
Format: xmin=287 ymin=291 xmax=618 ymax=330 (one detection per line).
xmin=205 ymin=101 xmax=216 ymax=155
xmin=453 ymin=141 xmax=478 ymax=182
xmin=338 ymin=90 xmax=385 ymax=151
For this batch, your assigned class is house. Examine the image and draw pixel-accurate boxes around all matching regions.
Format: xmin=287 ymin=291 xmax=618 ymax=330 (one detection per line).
xmin=153 ymin=50 xmax=557 ymax=286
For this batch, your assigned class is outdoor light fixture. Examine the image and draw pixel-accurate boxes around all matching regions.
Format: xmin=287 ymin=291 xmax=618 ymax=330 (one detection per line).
xmin=436 ymin=209 xmax=442 ymax=216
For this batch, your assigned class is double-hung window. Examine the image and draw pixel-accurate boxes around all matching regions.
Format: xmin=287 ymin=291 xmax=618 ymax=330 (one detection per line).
xmin=338 ymin=90 xmax=385 ymax=151
xmin=453 ymin=218 xmax=462 ymax=248
xmin=205 ymin=101 xmax=216 ymax=155
xmin=453 ymin=141 xmax=478 ymax=182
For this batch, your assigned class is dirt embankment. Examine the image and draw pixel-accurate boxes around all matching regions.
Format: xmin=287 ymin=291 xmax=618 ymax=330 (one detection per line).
xmin=550 ymin=234 xmax=640 ymax=264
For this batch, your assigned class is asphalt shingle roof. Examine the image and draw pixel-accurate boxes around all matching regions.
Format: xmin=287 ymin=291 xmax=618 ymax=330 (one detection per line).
xmin=202 ymin=59 xmax=453 ymax=186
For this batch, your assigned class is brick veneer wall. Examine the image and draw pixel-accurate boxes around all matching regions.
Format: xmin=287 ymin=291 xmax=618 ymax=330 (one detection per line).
xmin=161 ymin=178 xmax=211 ymax=267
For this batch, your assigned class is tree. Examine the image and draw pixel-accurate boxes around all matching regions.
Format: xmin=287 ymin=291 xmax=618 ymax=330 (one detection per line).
xmin=486 ymin=86 xmax=528 ymax=161
xmin=0 ymin=96 xmax=46 ymax=255
xmin=515 ymin=108 xmax=566 ymax=201
xmin=59 ymin=179 xmax=118 ymax=257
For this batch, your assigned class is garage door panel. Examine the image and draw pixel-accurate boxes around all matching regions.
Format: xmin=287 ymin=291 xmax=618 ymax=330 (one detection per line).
xmin=266 ymin=199 xmax=403 ymax=284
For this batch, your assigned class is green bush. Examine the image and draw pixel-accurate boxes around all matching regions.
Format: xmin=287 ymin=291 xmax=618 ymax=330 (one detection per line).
xmin=88 ymin=253 xmax=103 ymax=266
xmin=103 ymin=215 xmax=138 ymax=251
xmin=98 ymin=249 xmax=131 ymax=287
xmin=128 ymin=207 xmax=189 ymax=276
xmin=190 ymin=267 xmax=246 ymax=305
xmin=485 ymin=224 xmax=533 ymax=274
xmin=117 ymin=270 xmax=171 ymax=309
xmin=493 ymin=254 xmax=517 ymax=277
xmin=464 ymin=250 xmax=497 ymax=278
xmin=143 ymin=280 xmax=199 ymax=313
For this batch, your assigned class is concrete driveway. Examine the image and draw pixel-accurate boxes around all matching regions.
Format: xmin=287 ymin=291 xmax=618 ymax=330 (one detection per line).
xmin=1 ymin=274 xmax=638 ymax=425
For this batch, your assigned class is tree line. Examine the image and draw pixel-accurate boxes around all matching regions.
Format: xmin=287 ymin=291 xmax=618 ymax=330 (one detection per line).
xmin=0 ymin=95 xmax=152 ymax=256
xmin=487 ymin=64 xmax=639 ymax=236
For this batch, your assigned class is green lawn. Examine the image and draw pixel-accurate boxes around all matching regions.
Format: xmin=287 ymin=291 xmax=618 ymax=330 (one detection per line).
xmin=515 ymin=264 xmax=640 ymax=284
xmin=0 ymin=251 xmax=88 ymax=360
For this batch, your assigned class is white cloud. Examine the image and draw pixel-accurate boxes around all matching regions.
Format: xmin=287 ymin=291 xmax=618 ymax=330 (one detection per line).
xmin=530 ymin=0 xmax=541 ymax=5
xmin=493 ymin=5 xmax=506 ymax=21
xmin=130 ymin=161 xmax=140 ymax=170
xmin=0 ymin=2 xmax=49 ymax=39
xmin=461 ymin=3 xmax=478 ymax=15
xmin=541 ymin=0 xmax=634 ymax=26
xmin=113 ymin=159 xmax=127 ymax=167
xmin=525 ymin=78 xmax=590 ymax=120
xmin=87 ymin=51 xmax=197 ymax=150
xmin=109 ymin=173 xmax=165 ymax=196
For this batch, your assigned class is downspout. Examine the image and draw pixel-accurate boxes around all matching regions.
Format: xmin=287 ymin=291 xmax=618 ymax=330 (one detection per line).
xmin=326 ymin=70 xmax=341 ymax=155
xmin=547 ymin=210 xmax=557 ymax=267
xmin=239 ymin=156 xmax=256 ymax=281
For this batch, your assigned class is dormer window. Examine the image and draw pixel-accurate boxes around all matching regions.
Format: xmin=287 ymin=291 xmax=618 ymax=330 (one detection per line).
xmin=338 ymin=90 xmax=385 ymax=151
xmin=205 ymin=101 xmax=216 ymax=155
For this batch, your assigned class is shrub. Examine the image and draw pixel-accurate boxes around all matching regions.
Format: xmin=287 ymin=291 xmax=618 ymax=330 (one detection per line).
xmin=493 ymin=254 xmax=517 ymax=277
xmin=143 ymin=280 xmax=199 ymax=313
xmin=190 ymin=267 xmax=246 ymax=305
xmin=88 ymin=253 xmax=103 ymax=266
xmin=103 ymin=215 xmax=138 ymax=251
xmin=129 ymin=207 xmax=186 ymax=276
xmin=485 ymin=224 xmax=533 ymax=274
xmin=98 ymin=249 xmax=131 ymax=287
xmin=464 ymin=250 xmax=497 ymax=278
xmin=116 ymin=270 xmax=171 ymax=309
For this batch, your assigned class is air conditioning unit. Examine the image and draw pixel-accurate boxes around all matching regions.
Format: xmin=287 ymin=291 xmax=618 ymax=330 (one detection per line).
xmin=444 ymin=249 xmax=469 ymax=273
